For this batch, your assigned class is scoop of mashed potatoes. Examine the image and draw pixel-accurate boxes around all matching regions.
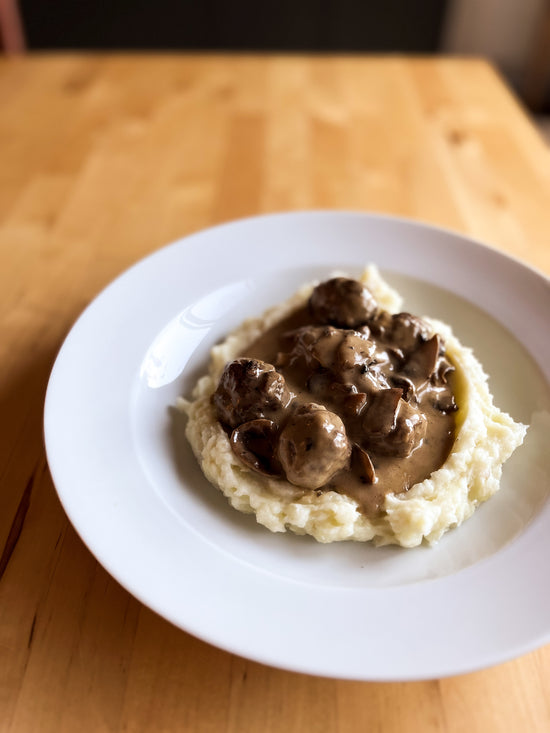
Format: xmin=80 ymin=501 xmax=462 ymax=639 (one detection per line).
xmin=179 ymin=267 xmax=527 ymax=547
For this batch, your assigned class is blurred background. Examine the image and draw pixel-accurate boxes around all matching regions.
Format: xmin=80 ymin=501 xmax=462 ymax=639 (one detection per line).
xmin=1 ymin=0 xmax=549 ymax=126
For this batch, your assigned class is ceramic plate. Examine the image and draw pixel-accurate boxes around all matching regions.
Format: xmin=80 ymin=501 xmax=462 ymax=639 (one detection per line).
xmin=44 ymin=212 xmax=550 ymax=681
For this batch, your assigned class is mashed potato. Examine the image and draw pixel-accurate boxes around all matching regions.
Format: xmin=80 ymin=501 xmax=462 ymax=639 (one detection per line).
xmin=179 ymin=267 xmax=527 ymax=547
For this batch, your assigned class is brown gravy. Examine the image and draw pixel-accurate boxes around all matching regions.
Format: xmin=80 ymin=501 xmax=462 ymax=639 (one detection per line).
xmin=213 ymin=279 xmax=457 ymax=519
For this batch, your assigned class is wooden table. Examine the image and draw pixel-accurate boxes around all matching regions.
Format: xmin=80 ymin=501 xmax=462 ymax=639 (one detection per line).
xmin=1 ymin=54 xmax=549 ymax=733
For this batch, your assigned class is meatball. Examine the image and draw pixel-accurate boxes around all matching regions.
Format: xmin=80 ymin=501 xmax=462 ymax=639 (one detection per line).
xmin=336 ymin=331 xmax=377 ymax=370
xmin=362 ymin=388 xmax=427 ymax=457
xmin=278 ymin=404 xmax=351 ymax=490
xmin=389 ymin=313 xmax=430 ymax=353
xmin=288 ymin=325 xmax=375 ymax=374
xmin=388 ymin=400 xmax=427 ymax=457
xmin=212 ymin=358 xmax=291 ymax=429
xmin=368 ymin=311 xmax=429 ymax=353
xmin=309 ymin=278 xmax=378 ymax=328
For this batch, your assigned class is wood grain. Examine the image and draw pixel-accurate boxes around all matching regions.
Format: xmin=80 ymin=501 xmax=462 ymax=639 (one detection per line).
xmin=1 ymin=54 xmax=549 ymax=733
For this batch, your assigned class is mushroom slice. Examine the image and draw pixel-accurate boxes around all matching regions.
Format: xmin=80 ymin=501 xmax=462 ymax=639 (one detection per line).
xmin=362 ymin=388 xmax=402 ymax=437
xmin=352 ymin=444 xmax=377 ymax=484
xmin=434 ymin=357 xmax=455 ymax=385
xmin=344 ymin=391 xmax=368 ymax=416
xmin=231 ymin=419 xmax=282 ymax=477
xmin=405 ymin=334 xmax=440 ymax=380
xmin=390 ymin=375 xmax=416 ymax=401
xmin=387 ymin=346 xmax=405 ymax=364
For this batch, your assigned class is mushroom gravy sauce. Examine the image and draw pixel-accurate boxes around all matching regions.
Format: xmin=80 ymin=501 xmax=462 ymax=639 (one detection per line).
xmin=211 ymin=278 xmax=457 ymax=518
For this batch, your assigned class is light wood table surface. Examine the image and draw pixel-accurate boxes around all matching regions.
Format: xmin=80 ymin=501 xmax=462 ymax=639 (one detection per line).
xmin=1 ymin=54 xmax=549 ymax=733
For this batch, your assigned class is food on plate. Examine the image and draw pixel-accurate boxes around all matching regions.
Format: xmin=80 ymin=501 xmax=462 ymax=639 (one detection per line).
xmin=179 ymin=266 xmax=526 ymax=547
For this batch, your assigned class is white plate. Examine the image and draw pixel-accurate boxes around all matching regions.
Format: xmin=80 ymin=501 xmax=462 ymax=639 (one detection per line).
xmin=44 ymin=212 xmax=550 ymax=681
